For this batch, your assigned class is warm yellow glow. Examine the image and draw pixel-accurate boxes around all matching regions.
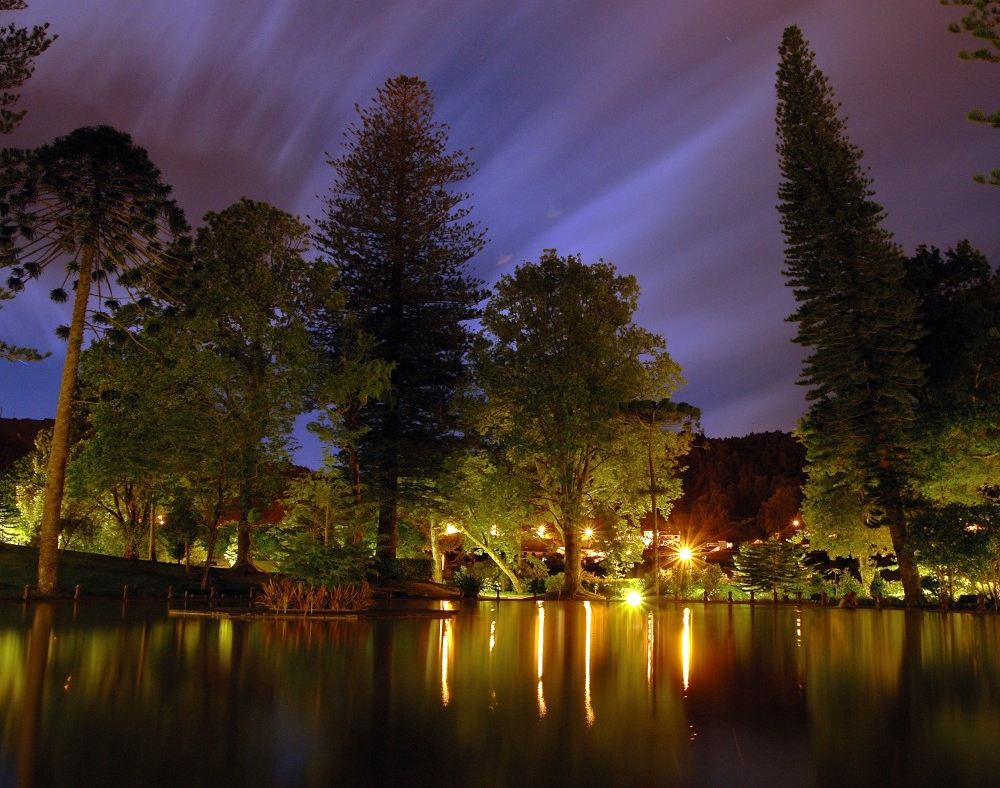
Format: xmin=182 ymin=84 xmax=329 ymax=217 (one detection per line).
xmin=536 ymin=601 xmax=546 ymax=718
xmin=792 ymin=518 xmax=801 ymax=527
xmin=583 ymin=527 xmax=594 ymax=539
xmin=584 ymin=600 xmax=595 ymax=727
xmin=536 ymin=525 xmax=546 ymax=539
xmin=489 ymin=618 xmax=496 ymax=653
xmin=440 ymin=618 xmax=453 ymax=707
xmin=681 ymin=607 xmax=691 ymax=693
xmin=443 ymin=523 xmax=459 ymax=535
xmin=677 ymin=545 xmax=693 ymax=563
xmin=625 ymin=590 xmax=644 ymax=607
xmin=646 ymin=611 xmax=654 ymax=690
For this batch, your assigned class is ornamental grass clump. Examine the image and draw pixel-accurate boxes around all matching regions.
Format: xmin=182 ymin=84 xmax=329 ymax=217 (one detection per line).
xmin=257 ymin=577 xmax=373 ymax=612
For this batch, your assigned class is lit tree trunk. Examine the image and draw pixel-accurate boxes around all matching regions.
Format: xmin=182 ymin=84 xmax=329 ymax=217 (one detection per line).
xmin=37 ymin=245 xmax=93 ymax=594
xmin=888 ymin=512 xmax=922 ymax=605
xmin=429 ymin=522 xmax=443 ymax=583
xmin=647 ymin=422 xmax=660 ymax=598
xmin=563 ymin=520 xmax=582 ymax=597
xmin=462 ymin=528 xmax=524 ymax=594
xmin=147 ymin=502 xmax=157 ymax=562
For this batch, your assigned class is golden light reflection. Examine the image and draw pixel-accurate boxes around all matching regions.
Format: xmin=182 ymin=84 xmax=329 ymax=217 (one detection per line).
xmin=646 ymin=611 xmax=654 ymax=690
xmin=440 ymin=618 xmax=453 ymax=707
xmin=681 ymin=607 xmax=692 ymax=694
xmin=489 ymin=618 xmax=496 ymax=653
xmin=626 ymin=590 xmax=643 ymax=607
xmin=535 ymin=601 xmax=546 ymax=718
xmin=584 ymin=600 xmax=595 ymax=727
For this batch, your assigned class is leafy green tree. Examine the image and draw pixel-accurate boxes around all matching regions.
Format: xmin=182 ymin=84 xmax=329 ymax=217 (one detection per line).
xmin=313 ymin=75 xmax=485 ymax=563
xmin=175 ymin=199 xmax=316 ymax=567
xmin=733 ymin=534 xmax=811 ymax=600
xmin=0 ymin=126 xmax=187 ymax=593
xmin=905 ymin=242 xmax=1000 ymax=504
xmin=475 ymin=250 xmax=683 ymax=597
xmin=909 ymin=502 xmax=999 ymax=602
xmin=943 ymin=0 xmax=1000 ymax=184
xmin=776 ymin=27 xmax=925 ymax=603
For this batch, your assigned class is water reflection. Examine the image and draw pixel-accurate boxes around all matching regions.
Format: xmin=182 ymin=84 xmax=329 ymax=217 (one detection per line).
xmin=584 ymin=600 xmax=594 ymax=727
xmin=1 ymin=602 xmax=1000 ymax=787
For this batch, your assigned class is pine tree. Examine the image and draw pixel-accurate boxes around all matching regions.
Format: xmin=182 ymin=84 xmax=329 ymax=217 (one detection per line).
xmin=776 ymin=27 xmax=925 ymax=604
xmin=314 ymin=76 xmax=485 ymax=563
xmin=943 ymin=0 xmax=1000 ymax=184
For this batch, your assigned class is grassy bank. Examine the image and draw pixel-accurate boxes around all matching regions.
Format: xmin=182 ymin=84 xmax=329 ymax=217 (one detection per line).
xmin=0 ymin=543 xmax=263 ymax=598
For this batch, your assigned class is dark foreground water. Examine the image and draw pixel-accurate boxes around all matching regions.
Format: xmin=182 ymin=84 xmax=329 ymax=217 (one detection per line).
xmin=1 ymin=600 xmax=999 ymax=788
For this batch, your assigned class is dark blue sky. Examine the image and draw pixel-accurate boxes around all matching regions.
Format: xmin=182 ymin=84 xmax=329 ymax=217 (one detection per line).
xmin=1 ymin=0 xmax=998 ymax=467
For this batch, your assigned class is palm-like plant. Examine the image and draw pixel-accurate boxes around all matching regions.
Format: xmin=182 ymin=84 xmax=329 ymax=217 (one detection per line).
xmin=0 ymin=125 xmax=188 ymax=593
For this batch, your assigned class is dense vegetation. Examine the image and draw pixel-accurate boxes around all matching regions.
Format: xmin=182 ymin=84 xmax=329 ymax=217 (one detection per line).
xmin=0 ymin=6 xmax=998 ymax=606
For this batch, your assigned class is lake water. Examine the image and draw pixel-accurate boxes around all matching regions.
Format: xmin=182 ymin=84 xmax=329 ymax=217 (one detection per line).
xmin=1 ymin=600 xmax=998 ymax=787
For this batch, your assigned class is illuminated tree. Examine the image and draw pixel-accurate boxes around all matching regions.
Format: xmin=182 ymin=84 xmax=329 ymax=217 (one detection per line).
xmin=314 ymin=75 xmax=485 ymax=564
xmin=0 ymin=126 xmax=187 ymax=593
xmin=776 ymin=27 xmax=925 ymax=604
xmin=475 ymin=251 xmax=682 ymax=597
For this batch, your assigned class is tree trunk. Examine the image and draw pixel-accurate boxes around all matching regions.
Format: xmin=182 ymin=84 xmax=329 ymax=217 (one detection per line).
xmin=147 ymin=503 xmax=157 ymax=562
xmin=887 ymin=512 xmax=923 ymax=606
xmin=201 ymin=520 xmax=218 ymax=590
xmin=376 ymin=441 xmax=399 ymax=563
xmin=647 ymin=423 xmax=659 ymax=598
xmin=430 ymin=523 xmax=443 ymax=583
xmin=19 ymin=603 xmax=52 ymax=788
xmin=563 ymin=522 xmax=582 ymax=596
xmin=463 ymin=528 xmax=524 ymax=594
xmin=37 ymin=245 xmax=94 ymax=594
xmin=234 ymin=470 xmax=254 ymax=568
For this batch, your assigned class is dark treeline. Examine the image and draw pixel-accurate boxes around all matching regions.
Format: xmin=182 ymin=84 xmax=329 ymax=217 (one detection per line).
xmin=668 ymin=432 xmax=804 ymax=544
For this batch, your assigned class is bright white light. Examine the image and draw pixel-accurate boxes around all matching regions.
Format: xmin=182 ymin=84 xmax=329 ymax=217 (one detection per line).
xmin=677 ymin=546 xmax=693 ymax=563
xmin=444 ymin=523 xmax=459 ymax=535
xmin=536 ymin=526 xmax=546 ymax=539
xmin=626 ymin=590 xmax=643 ymax=607
xmin=583 ymin=527 xmax=594 ymax=539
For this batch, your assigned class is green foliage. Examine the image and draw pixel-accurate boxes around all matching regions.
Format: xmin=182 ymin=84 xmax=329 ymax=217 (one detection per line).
xmin=733 ymin=535 xmax=812 ymax=597
xmin=909 ymin=502 xmax=1000 ymax=600
xmin=475 ymin=249 xmax=686 ymax=595
xmin=776 ymin=27 xmax=924 ymax=603
xmin=274 ymin=532 xmax=372 ymax=587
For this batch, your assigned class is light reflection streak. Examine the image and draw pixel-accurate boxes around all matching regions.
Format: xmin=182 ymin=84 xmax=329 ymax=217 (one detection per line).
xmin=489 ymin=618 xmax=496 ymax=653
xmin=681 ymin=607 xmax=691 ymax=694
xmin=584 ymin=600 xmax=594 ymax=726
xmin=535 ymin=601 xmax=546 ymax=718
xmin=440 ymin=618 xmax=453 ymax=707
xmin=646 ymin=611 xmax=654 ymax=691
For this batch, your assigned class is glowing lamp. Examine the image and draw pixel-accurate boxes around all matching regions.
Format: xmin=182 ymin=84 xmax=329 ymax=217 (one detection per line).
xmin=677 ymin=546 xmax=693 ymax=563
xmin=625 ymin=590 xmax=643 ymax=607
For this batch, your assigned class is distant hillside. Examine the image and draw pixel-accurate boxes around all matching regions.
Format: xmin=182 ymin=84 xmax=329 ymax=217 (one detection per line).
xmin=0 ymin=417 xmax=52 ymax=470
xmin=668 ymin=431 xmax=805 ymax=544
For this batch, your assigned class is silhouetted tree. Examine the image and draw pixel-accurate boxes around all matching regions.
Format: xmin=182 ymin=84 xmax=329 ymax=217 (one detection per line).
xmin=314 ymin=75 xmax=485 ymax=563
xmin=776 ymin=27 xmax=925 ymax=603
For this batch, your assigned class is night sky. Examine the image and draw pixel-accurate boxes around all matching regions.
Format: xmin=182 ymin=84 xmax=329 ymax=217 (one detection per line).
xmin=1 ymin=0 xmax=997 ymax=468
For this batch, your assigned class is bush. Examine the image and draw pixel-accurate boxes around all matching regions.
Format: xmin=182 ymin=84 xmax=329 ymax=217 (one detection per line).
xmin=544 ymin=572 xmax=566 ymax=594
xmin=453 ymin=567 xmax=483 ymax=598
xmin=279 ymin=534 xmax=372 ymax=586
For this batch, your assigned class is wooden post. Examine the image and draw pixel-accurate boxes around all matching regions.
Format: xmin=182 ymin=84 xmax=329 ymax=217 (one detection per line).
xmin=727 ymin=591 xmax=733 ymax=605
xmin=23 ymin=585 xmax=30 ymax=601
xmin=167 ymin=585 xmax=173 ymax=600
xmin=73 ymin=584 xmax=81 ymax=600
xmin=122 ymin=585 xmax=129 ymax=600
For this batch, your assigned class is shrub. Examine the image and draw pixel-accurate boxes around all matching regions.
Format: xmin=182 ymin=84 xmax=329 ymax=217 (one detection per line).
xmin=544 ymin=572 xmax=566 ymax=594
xmin=257 ymin=577 xmax=373 ymax=612
xmin=453 ymin=567 xmax=483 ymax=598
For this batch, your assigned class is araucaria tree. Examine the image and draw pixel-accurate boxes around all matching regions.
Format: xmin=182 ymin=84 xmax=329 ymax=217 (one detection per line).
xmin=314 ymin=75 xmax=485 ymax=562
xmin=943 ymin=0 xmax=1000 ymax=185
xmin=0 ymin=0 xmax=53 ymax=361
xmin=0 ymin=126 xmax=187 ymax=593
xmin=475 ymin=251 xmax=684 ymax=597
xmin=776 ymin=27 xmax=925 ymax=604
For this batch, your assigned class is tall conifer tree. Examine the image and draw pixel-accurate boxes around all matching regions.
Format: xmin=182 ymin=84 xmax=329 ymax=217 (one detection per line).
xmin=776 ymin=26 xmax=925 ymax=603
xmin=314 ymin=76 xmax=485 ymax=562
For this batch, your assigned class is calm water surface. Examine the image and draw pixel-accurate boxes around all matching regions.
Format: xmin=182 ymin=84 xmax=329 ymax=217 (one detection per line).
xmin=1 ymin=600 xmax=998 ymax=787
